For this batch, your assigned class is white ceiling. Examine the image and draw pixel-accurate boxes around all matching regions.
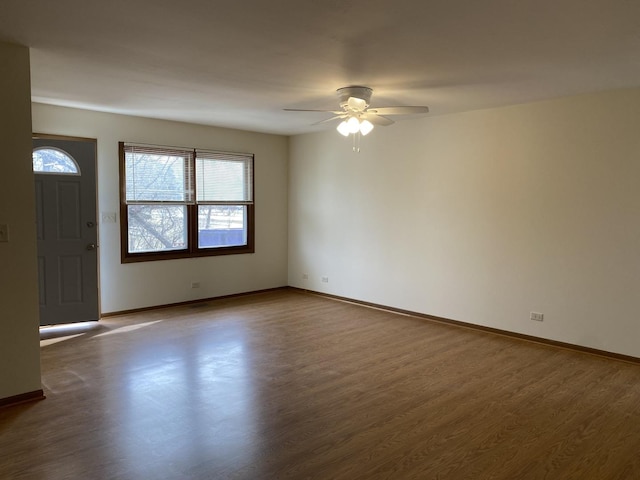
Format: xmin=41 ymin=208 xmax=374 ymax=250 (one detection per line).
xmin=1 ymin=0 xmax=639 ymax=135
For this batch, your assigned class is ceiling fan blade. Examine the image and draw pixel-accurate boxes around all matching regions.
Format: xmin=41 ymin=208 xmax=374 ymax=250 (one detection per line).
xmin=367 ymin=106 xmax=429 ymax=115
xmin=365 ymin=114 xmax=395 ymax=126
xmin=284 ymin=108 xmax=344 ymax=114
xmin=313 ymin=115 xmax=347 ymax=126
xmin=347 ymin=96 xmax=368 ymax=112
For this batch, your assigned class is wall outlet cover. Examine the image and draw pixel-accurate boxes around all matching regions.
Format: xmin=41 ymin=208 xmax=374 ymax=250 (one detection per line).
xmin=530 ymin=312 xmax=544 ymax=322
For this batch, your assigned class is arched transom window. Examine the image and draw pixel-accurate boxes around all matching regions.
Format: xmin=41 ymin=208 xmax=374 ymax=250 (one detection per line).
xmin=32 ymin=147 xmax=80 ymax=175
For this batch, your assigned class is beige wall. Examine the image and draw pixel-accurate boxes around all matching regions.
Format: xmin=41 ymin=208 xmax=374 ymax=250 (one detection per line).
xmin=0 ymin=42 xmax=42 ymax=399
xmin=32 ymin=104 xmax=289 ymax=313
xmin=288 ymin=88 xmax=640 ymax=358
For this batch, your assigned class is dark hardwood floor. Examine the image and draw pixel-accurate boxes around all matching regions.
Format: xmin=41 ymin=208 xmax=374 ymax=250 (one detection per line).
xmin=2 ymin=289 xmax=640 ymax=479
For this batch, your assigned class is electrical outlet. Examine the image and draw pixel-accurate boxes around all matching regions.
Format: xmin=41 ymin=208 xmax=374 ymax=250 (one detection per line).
xmin=0 ymin=224 xmax=8 ymax=242
xmin=321 ymin=276 xmax=329 ymax=283
xmin=191 ymin=282 xmax=200 ymax=289
xmin=530 ymin=312 xmax=544 ymax=322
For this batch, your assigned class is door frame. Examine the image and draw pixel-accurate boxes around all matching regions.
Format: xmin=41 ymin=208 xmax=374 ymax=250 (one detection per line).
xmin=33 ymin=132 xmax=102 ymax=322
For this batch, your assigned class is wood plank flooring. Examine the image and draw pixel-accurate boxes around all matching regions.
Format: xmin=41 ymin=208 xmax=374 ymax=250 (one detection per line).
xmin=2 ymin=289 xmax=640 ymax=479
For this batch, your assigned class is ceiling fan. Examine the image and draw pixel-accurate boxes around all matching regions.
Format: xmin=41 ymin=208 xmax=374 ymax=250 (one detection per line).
xmin=285 ymin=86 xmax=429 ymax=141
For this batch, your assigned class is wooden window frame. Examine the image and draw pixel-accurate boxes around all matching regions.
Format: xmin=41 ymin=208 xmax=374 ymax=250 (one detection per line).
xmin=119 ymin=142 xmax=255 ymax=263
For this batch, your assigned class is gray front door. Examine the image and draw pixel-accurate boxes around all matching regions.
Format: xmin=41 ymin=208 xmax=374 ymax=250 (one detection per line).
xmin=33 ymin=137 xmax=99 ymax=326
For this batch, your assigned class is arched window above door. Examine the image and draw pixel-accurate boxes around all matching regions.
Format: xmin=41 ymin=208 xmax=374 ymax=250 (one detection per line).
xmin=32 ymin=147 xmax=80 ymax=174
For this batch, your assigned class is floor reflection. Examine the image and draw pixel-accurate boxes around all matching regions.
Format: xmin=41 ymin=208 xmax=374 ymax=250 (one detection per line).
xmin=93 ymin=320 xmax=163 ymax=338
xmin=40 ymin=321 xmax=102 ymax=340
xmin=40 ymin=321 xmax=104 ymax=347
xmin=113 ymin=325 xmax=258 ymax=477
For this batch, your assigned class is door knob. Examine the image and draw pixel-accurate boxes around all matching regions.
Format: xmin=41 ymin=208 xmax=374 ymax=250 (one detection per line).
xmin=86 ymin=243 xmax=97 ymax=251
xmin=87 ymin=221 xmax=95 ymax=228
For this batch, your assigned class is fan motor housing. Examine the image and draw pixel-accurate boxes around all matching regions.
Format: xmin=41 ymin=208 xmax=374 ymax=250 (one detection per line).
xmin=337 ymin=86 xmax=373 ymax=107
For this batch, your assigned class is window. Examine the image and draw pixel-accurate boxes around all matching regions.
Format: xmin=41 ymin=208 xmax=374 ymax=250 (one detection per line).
xmin=33 ymin=147 xmax=80 ymax=174
xmin=119 ymin=142 xmax=254 ymax=262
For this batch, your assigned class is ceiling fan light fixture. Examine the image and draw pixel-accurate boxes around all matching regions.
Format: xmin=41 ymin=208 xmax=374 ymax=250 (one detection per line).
xmin=346 ymin=116 xmax=361 ymax=133
xmin=359 ymin=119 xmax=374 ymax=136
xmin=285 ymin=86 xmax=428 ymax=150
xmin=337 ymin=120 xmax=350 ymax=136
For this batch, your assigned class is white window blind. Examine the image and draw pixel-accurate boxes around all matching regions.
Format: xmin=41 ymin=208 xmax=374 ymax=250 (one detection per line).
xmin=195 ymin=150 xmax=253 ymax=204
xmin=124 ymin=144 xmax=194 ymax=203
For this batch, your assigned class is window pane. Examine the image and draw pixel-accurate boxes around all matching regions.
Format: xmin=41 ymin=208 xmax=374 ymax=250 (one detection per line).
xmin=33 ymin=148 xmax=79 ymax=174
xmin=198 ymin=205 xmax=247 ymax=249
xmin=128 ymin=205 xmax=187 ymax=253
xmin=126 ymin=151 xmax=190 ymax=202
xmin=196 ymin=157 xmax=251 ymax=202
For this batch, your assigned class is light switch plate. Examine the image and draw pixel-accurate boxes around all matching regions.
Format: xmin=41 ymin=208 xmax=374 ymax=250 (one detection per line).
xmin=101 ymin=212 xmax=117 ymax=224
